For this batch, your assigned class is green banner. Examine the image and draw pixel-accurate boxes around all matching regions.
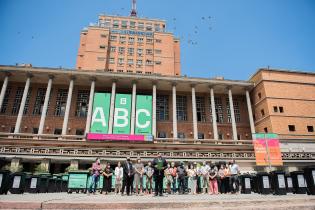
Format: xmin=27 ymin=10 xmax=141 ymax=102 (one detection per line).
xmin=113 ymin=94 xmax=131 ymax=134
xmin=135 ymin=95 xmax=152 ymax=135
xmin=90 ymin=93 xmax=111 ymax=134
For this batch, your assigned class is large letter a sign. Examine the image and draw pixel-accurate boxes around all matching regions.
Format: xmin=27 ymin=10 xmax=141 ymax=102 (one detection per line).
xmin=90 ymin=93 xmax=111 ymax=133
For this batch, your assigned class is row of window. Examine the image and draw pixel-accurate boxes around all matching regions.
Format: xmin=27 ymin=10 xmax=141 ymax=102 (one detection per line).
xmin=106 ymin=58 xmax=160 ymax=66
xmin=98 ymin=19 xmax=165 ymax=32
xmin=260 ymin=106 xmax=285 ymax=118
xmin=109 ymin=36 xmax=160 ymax=44
xmin=7 ymin=126 xmax=85 ymax=136
xmin=263 ymin=125 xmax=314 ymax=133
xmin=1 ymin=88 xmax=241 ymax=123
xmin=108 ymin=46 xmax=161 ymax=55
xmin=157 ymin=132 xmax=243 ymax=140
xmin=157 ymin=95 xmax=241 ymax=123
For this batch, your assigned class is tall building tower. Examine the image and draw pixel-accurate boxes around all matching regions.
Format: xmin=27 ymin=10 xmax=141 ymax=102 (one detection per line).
xmin=76 ymin=4 xmax=180 ymax=76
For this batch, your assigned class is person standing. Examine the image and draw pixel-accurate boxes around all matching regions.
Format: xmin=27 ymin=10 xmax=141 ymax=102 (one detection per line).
xmin=121 ymin=157 xmax=134 ymax=196
xmin=200 ymin=161 xmax=210 ymax=194
xmin=170 ymin=162 xmax=177 ymax=194
xmin=102 ymin=163 xmax=113 ymax=194
xmin=208 ymin=162 xmax=218 ymax=195
xmin=88 ymin=158 xmax=102 ymax=194
xmin=144 ymin=161 xmax=154 ymax=194
xmin=134 ymin=158 xmax=144 ymax=195
xmin=229 ymin=159 xmax=240 ymax=194
xmin=196 ymin=162 xmax=202 ymax=194
xmin=114 ymin=162 xmax=123 ymax=194
xmin=224 ymin=163 xmax=231 ymax=193
xmin=217 ymin=165 xmax=225 ymax=194
xmin=152 ymin=153 xmax=167 ymax=196
xmin=187 ymin=164 xmax=197 ymax=195
xmin=164 ymin=163 xmax=173 ymax=194
xmin=177 ymin=162 xmax=187 ymax=195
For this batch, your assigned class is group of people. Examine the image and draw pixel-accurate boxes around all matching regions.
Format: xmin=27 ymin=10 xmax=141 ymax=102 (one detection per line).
xmin=88 ymin=153 xmax=240 ymax=196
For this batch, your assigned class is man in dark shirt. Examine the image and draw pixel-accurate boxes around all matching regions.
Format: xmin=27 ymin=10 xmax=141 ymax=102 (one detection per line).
xmin=121 ymin=157 xmax=134 ymax=196
xmin=152 ymin=153 xmax=167 ymax=196
xmin=177 ymin=162 xmax=187 ymax=194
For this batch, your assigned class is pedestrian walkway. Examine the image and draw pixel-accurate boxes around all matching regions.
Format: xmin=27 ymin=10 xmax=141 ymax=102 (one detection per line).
xmin=0 ymin=193 xmax=315 ymax=209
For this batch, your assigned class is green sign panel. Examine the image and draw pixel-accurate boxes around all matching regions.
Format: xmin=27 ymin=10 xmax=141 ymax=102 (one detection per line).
xmin=135 ymin=95 xmax=152 ymax=135
xmin=90 ymin=93 xmax=111 ymax=134
xmin=113 ymin=94 xmax=131 ymax=134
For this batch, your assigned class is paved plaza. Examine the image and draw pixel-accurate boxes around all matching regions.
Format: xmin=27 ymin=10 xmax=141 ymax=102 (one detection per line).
xmin=1 ymin=193 xmax=315 ymax=210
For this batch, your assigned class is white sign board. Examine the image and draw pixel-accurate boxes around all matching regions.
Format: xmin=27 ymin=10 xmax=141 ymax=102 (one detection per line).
xmin=297 ymin=174 xmax=305 ymax=188
xmin=263 ymin=176 xmax=270 ymax=189
xmin=245 ymin=178 xmax=251 ymax=189
xmin=278 ymin=174 xmax=286 ymax=188
xmin=287 ymin=177 xmax=293 ymax=188
xmin=30 ymin=178 xmax=37 ymax=189
xmin=12 ymin=176 xmax=21 ymax=188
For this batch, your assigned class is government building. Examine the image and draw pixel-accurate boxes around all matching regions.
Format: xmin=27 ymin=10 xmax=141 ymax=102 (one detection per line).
xmin=0 ymin=9 xmax=314 ymax=174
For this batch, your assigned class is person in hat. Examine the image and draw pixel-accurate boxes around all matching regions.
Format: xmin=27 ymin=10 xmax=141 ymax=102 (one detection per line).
xmin=152 ymin=153 xmax=167 ymax=196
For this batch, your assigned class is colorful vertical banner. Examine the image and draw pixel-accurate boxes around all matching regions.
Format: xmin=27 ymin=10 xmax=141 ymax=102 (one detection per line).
xmin=253 ymin=133 xmax=283 ymax=166
xmin=113 ymin=94 xmax=131 ymax=134
xmin=90 ymin=93 xmax=111 ymax=134
xmin=135 ymin=95 xmax=152 ymax=135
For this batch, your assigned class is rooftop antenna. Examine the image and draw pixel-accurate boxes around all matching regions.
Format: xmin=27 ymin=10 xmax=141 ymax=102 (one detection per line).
xmin=130 ymin=0 xmax=137 ymax=17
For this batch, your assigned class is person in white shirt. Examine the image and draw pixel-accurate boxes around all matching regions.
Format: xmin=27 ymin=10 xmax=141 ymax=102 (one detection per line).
xmin=229 ymin=159 xmax=240 ymax=194
xmin=114 ymin=161 xmax=123 ymax=194
xmin=200 ymin=161 xmax=210 ymax=194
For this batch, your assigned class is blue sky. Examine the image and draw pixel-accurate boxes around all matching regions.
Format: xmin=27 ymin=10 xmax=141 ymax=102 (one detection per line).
xmin=0 ymin=0 xmax=314 ymax=80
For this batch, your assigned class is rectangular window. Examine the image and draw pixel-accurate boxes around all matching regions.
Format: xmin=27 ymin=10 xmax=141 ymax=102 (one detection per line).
xmin=155 ymin=49 xmax=162 ymax=54
xmin=158 ymin=132 xmax=166 ymax=138
xmin=75 ymin=90 xmax=89 ymax=117
xmin=0 ymin=86 xmax=11 ymax=113
xmin=12 ymin=87 xmax=32 ymax=115
xmin=155 ymin=39 xmax=162 ymax=43
xmin=110 ymin=35 xmax=117 ymax=41
xmin=100 ymin=34 xmax=107 ymax=38
xmin=156 ymin=95 xmax=169 ymax=121
xmin=137 ymin=37 xmax=144 ymax=43
xmin=32 ymin=127 xmax=38 ymax=134
xmin=258 ymin=92 xmax=262 ymax=99
xmin=146 ymin=49 xmax=153 ymax=55
xmin=109 ymin=58 xmax=115 ymax=64
xmin=196 ymin=96 xmax=206 ymax=122
xmin=117 ymin=69 xmax=124 ymax=73
xmin=146 ymin=60 xmax=153 ymax=65
xmin=218 ymin=133 xmax=223 ymax=140
xmin=137 ymin=48 xmax=143 ymax=54
xmin=146 ymin=23 xmax=153 ymax=31
xmin=128 ymin=37 xmax=135 ymax=43
xmin=127 ymin=59 xmax=134 ymax=65
xmin=128 ymin=48 xmax=134 ymax=54
xmin=279 ymin=106 xmax=284 ymax=113
xmin=178 ymin=132 xmax=185 ymax=139
xmin=145 ymin=71 xmax=152 ymax=75
xmin=119 ymin=36 xmax=126 ymax=42
xmin=215 ymin=97 xmax=224 ymax=123
xmin=261 ymin=109 xmax=265 ymax=117
xmin=99 ymin=45 xmax=106 ymax=49
xmin=54 ymin=89 xmax=68 ymax=116
xmin=113 ymin=20 xmax=119 ymax=28
xmin=110 ymin=46 xmax=116 ymax=52
xmin=76 ymin=129 xmax=85 ymax=135
xmin=104 ymin=19 xmax=111 ymax=27
xmin=121 ymin=20 xmax=128 ymax=29
xmin=155 ymin=61 xmax=161 ymax=65
xmin=264 ymin=127 xmax=268 ymax=133
xmin=146 ymin=38 xmax=153 ymax=43
xmin=136 ymin=71 xmax=143 ymax=74
xmin=288 ymin=125 xmax=295 ymax=132
xmin=138 ymin=22 xmax=144 ymax=30
xmin=54 ymin=128 xmax=62 ymax=135
xmin=118 ymin=58 xmax=124 ymax=64
xmin=33 ymin=88 xmax=49 ymax=115
xmin=118 ymin=47 xmax=125 ymax=53
xmin=127 ymin=70 xmax=133 ymax=73
xmin=130 ymin=21 xmax=136 ymax=29
xmin=307 ymin=126 xmax=314 ymax=132
xmin=198 ymin=133 xmax=204 ymax=139
xmin=176 ymin=96 xmax=187 ymax=121
xmin=154 ymin=24 xmax=161 ymax=31
xmin=273 ymin=106 xmax=278 ymax=112
xmin=226 ymin=98 xmax=241 ymax=123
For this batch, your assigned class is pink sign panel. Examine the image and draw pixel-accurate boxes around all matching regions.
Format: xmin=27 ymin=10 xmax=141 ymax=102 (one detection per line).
xmin=87 ymin=133 xmax=153 ymax=141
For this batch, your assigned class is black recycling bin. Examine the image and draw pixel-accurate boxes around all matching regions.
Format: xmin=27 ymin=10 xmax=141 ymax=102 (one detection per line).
xmin=24 ymin=173 xmax=32 ymax=193
xmin=240 ymin=174 xmax=252 ymax=194
xmin=26 ymin=175 xmax=41 ymax=193
xmin=256 ymin=172 xmax=271 ymax=194
xmin=251 ymin=174 xmax=259 ymax=193
xmin=48 ymin=177 xmax=57 ymax=193
xmin=0 ymin=170 xmax=11 ymax=195
xmin=56 ymin=177 xmax=62 ymax=192
xmin=303 ymin=166 xmax=315 ymax=195
xmin=285 ymin=175 xmax=293 ymax=193
xmin=9 ymin=172 xmax=26 ymax=194
xmin=61 ymin=175 xmax=68 ymax=192
xmin=290 ymin=171 xmax=307 ymax=194
xmin=270 ymin=171 xmax=287 ymax=195
xmin=38 ymin=174 xmax=51 ymax=193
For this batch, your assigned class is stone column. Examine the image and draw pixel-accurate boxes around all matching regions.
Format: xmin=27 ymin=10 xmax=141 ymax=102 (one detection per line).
xmin=0 ymin=74 xmax=9 ymax=111
xmin=172 ymin=84 xmax=177 ymax=139
xmin=191 ymin=85 xmax=198 ymax=139
xmin=209 ymin=87 xmax=218 ymax=140
xmin=62 ymin=77 xmax=75 ymax=136
xmin=228 ymin=88 xmax=238 ymax=140
xmin=245 ymin=89 xmax=256 ymax=136
xmin=38 ymin=75 xmax=54 ymax=135
xmin=14 ymin=75 xmax=31 ymax=134
xmin=130 ymin=82 xmax=137 ymax=134
xmin=85 ymin=78 xmax=96 ymax=135
xmin=10 ymin=158 xmax=21 ymax=172
xmin=108 ymin=80 xmax=116 ymax=134
xmin=152 ymin=83 xmax=157 ymax=138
